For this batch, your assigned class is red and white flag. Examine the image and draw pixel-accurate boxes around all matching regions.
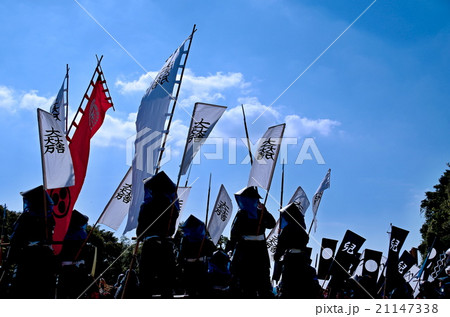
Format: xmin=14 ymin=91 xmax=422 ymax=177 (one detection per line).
xmin=49 ymin=71 xmax=113 ymax=253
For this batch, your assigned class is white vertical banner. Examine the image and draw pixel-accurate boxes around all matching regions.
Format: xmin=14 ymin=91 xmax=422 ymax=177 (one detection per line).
xmin=173 ymin=186 xmax=192 ymax=237
xmin=207 ymin=184 xmax=233 ymax=245
xmin=247 ymin=123 xmax=285 ymax=191
xmin=288 ymin=186 xmax=310 ymax=216
xmin=179 ymin=102 xmax=227 ymax=176
xmin=266 ymin=218 xmax=281 ymax=262
xmin=98 ymin=167 xmax=133 ymax=231
xmin=311 ymin=168 xmax=331 ymax=233
xmin=125 ymin=38 xmax=187 ymax=234
xmin=49 ymin=76 xmax=67 ymax=133
xmin=37 ymin=108 xmax=75 ymax=189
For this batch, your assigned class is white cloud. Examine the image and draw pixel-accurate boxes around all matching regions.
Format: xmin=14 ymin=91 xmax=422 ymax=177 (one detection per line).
xmin=115 ymin=72 xmax=158 ymax=94
xmin=19 ymin=90 xmax=54 ymax=110
xmin=284 ymin=114 xmax=341 ymax=137
xmin=115 ymin=69 xmax=250 ymax=108
xmin=0 ymin=86 xmax=16 ymax=112
xmin=0 ymin=86 xmax=54 ymax=113
xmin=92 ymin=113 xmax=136 ymax=148
xmin=105 ymin=69 xmax=341 ymax=151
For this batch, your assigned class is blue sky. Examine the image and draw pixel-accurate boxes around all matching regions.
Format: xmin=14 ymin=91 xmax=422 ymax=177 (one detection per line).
xmin=1 ymin=0 xmax=449 ymax=265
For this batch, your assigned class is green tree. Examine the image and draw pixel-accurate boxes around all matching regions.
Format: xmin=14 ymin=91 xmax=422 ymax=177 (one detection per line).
xmin=419 ymin=164 xmax=450 ymax=258
xmin=83 ymin=225 xmax=132 ymax=284
xmin=0 ymin=205 xmax=21 ymax=244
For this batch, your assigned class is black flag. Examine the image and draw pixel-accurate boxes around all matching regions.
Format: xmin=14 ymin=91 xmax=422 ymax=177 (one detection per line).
xmin=317 ymin=238 xmax=338 ymax=280
xmin=362 ymin=249 xmax=383 ymax=281
xmin=385 ymin=226 xmax=409 ymax=293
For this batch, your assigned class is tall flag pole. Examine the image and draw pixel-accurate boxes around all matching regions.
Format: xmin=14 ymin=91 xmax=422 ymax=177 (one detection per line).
xmin=205 ymin=173 xmax=212 ymax=229
xmin=308 ymin=168 xmax=331 ymax=234
xmin=280 ymin=160 xmax=285 ymax=209
xmin=176 ymin=102 xmax=227 ymax=187
xmin=241 ymin=104 xmax=253 ymax=165
xmin=48 ymin=57 xmax=114 ymax=254
xmin=197 ymin=173 xmax=212 ymax=258
xmin=125 ymin=28 xmax=195 ymax=234
xmin=65 ymin=64 xmax=70 ymax=133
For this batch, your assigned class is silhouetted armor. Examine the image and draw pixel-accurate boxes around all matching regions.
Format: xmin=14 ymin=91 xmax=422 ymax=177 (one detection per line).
xmin=178 ymin=215 xmax=216 ymax=297
xmin=274 ymin=203 xmax=323 ymax=298
xmin=228 ymin=186 xmax=275 ymax=298
xmin=136 ymin=171 xmax=180 ymax=298
xmin=57 ymin=209 xmax=91 ymax=299
xmin=8 ymin=186 xmax=57 ymax=298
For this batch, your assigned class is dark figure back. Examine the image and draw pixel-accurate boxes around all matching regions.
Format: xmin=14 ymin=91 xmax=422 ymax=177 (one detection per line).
xmin=228 ymin=186 xmax=275 ymax=298
xmin=8 ymin=186 xmax=57 ymax=299
xmin=136 ymin=171 xmax=180 ymax=298
xmin=274 ymin=203 xmax=323 ymax=298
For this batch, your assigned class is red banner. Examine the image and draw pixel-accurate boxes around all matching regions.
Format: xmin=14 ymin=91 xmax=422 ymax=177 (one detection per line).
xmin=49 ymin=75 xmax=112 ymax=254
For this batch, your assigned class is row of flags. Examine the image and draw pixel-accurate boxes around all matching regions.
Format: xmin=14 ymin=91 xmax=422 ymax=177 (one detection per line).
xmin=35 ymin=26 xmax=334 ymax=260
xmin=35 ymin=27 xmax=447 ymax=298
xmin=309 ymin=226 xmax=447 ymax=297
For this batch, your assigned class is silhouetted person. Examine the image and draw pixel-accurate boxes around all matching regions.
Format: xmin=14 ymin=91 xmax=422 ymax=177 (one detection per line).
xmin=178 ymin=215 xmax=216 ymax=297
xmin=228 ymin=186 xmax=275 ymax=298
xmin=136 ymin=171 xmax=180 ymax=298
xmin=274 ymin=203 xmax=322 ymax=298
xmin=8 ymin=186 xmax=57 ymax=298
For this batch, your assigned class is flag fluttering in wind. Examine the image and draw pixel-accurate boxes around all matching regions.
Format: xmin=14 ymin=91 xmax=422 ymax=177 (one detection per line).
xmin=288 ymin=186 xmax=310 ymax=216
xmin=247 ymin=123 xmax=285 ymax=191
xmin=98 ymin=168 xmax=133 ymax=231
xmin=124 ymin=36 xmax=190 ymax=234
xmin=179 ymin=102 xmax=227 ymax=177
xmin=37 ymin=109 xmax=74 ymax=189
xmin=49 ymin=66 xmax=113 ymax=254
xmin=49 ymin=69 xmax=68 ymax=133
xmin=310 ymin=168 xmax=331 ymax=233
xmin=207 ymin=184 xmax=233 ymax=245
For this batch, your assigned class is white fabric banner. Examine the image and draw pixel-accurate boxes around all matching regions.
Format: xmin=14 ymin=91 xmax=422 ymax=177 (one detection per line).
xmin=37 ymin=108 xmax=75 ymax=189
xmin=179 ymin=102 xmax=227 ymax=175
xmin=405 ymin=264 xmax=421 ymax=298
xmin=207 ymin=184 xmax=233 ymax=245
xmin=288 ymin=186 xmax=310 ymax=216
xmin=49 ymin=77 xmax=67 ymax=132
xmin=173 ymin=186 xmax=192 ymax=237
xmin=266 ymin=218 xmax=281 ymax=262
xmin=247 ymin=123 xmax=285 ymax=190
xmin=125 ymin=38 xmax=187 ymax=234
xmin=311 ymin=168 xmax=331 ymax=233
xmin=98 ymin=167 xmax=133 ymax=231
